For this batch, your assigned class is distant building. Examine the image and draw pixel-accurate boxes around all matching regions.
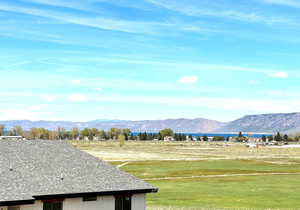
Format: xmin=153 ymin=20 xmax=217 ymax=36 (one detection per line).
xmin=207 ymin=137 xmax=214 ymax=141
xmin=164 ymin=136 xmax=174 ymax=141
xmin=0 ymin=136 xmax=25 ymax=140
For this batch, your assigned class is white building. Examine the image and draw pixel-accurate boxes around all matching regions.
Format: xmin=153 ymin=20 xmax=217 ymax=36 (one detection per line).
xmin=163 ymin=136 xmax=174 ymax=141
xmin=0 ymin=136 xmax=25 ymax=140
xmin=0 ymin=140 xmax=157 ymax=210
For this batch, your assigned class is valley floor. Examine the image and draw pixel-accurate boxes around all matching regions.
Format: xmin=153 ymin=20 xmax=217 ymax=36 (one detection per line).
xmin=71 ymin=141 xmax=300 ymax=210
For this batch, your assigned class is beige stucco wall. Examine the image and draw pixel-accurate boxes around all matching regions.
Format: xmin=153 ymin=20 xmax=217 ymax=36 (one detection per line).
xmin=132 ymin=194 xmax=146 ymax=210
xmin=15 ymin=194 xmax=145 ymax=210
xmin=21 ymin=201 xmax=43 ymax=210
xmin=63 ymin=196 xmax=115 ymax=210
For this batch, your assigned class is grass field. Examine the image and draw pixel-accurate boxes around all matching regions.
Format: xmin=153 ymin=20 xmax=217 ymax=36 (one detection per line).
xmin=71 ymin=141 xmax=300 ymax=210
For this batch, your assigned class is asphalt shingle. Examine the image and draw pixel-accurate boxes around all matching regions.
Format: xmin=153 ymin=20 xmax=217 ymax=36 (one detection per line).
xmin=0 ymin=140 xmax=157 ymax=203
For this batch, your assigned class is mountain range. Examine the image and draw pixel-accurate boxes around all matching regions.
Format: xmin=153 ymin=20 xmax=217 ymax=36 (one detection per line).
xmin=2 ymin=112 xmax=300 ymax=133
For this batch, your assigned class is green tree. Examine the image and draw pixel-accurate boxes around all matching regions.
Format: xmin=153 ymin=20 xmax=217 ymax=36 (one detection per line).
xmin=97 ymin=129 xmax=106 ymax=140
xmin=261 ymin=135 xmax=267 ymax=142
xmin=159 ymin=128 xmax=174 ymax=139
xmin=267 ymin=135 xmax=274 ymax=142
xmin=10 ymin=126 xmax=24 ymax=136
xmin=213 ymin=136 xmax=225 ymax=141
xmin=71 ymin=127 xmax=80 ymax=140
xmin=108 ymin=128 xmax=122 ymax=140
xmin=90 ymin=128 xmax=99 ymax=140
xmin=283 ymin=134 xmax=289 ymax=142
xmin=81 ymin=128 xmax=90 ymax=139
xmin=118 ymin=134 xmax=125 ymax=147
xmin=238 ymin=131 xmax=243 ymax=138
xmin=122 ymin=128 xmax=131 ymax=140
xmin=57 ymin=127 xmax=66 ymax=140
xmin=202 ymin=135 xmax=208 ymax=141
xmin=0 ymin=125 xmax=4 ymax=136
xmin=235 ymin=132 xmax=247 ymax=142
xmin=274 ymin=132 xmax=283 ymax=142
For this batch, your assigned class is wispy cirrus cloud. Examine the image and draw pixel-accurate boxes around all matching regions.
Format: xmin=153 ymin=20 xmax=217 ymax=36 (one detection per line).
xmin=87 ymin=56 xmax=293 ymax=76
xmin=93 ymin=95 xmax=300 ymax=113
xmin=145 ymin=0 xmax=295 ymax=25
xmin=23 ymin=0 xmax=158 ymax=12
xmin=22 ymin=0 xmax=93 ymax=11
xmin=258 ymin=0 xmax=300 ymax=8
xmin=0 ymin=3 xmax=167 ymax=35
xmin=0 ymin=2 xmax=220 ymax=37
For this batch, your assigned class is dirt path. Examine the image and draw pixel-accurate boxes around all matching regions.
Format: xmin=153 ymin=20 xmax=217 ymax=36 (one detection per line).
xmin=106 ymin=156 xmax=300 ymax=162
xmin=117 ymin=161 xmax=130 ymax=168
xmin=144 ymin=172 xmax=300 ymax=181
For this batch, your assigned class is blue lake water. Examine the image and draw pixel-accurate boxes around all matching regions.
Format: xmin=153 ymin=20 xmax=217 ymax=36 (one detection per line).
xmin=132 ymin=132 xmax=271 ymax=138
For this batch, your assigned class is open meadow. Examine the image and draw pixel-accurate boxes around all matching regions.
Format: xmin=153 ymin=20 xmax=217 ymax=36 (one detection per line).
xmin=70 ymin=141 xmax=300 ymax=210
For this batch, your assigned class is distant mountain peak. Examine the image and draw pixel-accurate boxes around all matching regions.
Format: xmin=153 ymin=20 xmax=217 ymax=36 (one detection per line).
xmin=217 ymin=112 xmax=300 ymax=133
xmin=1 ymin=112 xmax=300 ymax=133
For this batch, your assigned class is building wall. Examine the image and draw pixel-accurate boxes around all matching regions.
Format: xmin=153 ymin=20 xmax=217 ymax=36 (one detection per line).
xmin=63 ymin=196 xmax=115 ymax=210
xmin=17 ymin=194 xmax=145 ymax=210
xmin=21 ymin=201 xmax=42 ymax=210
xmin=132 ymin=194 xmax=146 ymax=210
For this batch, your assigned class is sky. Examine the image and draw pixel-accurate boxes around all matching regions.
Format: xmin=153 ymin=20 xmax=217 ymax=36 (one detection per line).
xmin=1 ymin=0 xmax=300 ymax=122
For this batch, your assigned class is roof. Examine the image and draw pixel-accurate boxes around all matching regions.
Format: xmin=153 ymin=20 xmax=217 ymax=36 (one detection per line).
xmin=0 ymin=140 xmax=157 ymax=204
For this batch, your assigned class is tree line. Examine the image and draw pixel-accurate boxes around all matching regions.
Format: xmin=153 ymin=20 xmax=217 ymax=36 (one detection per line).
xmin=0 ymin=126 xmax=180 ymax=141
xmin=0 ymin=125 xmax=298 ymax=142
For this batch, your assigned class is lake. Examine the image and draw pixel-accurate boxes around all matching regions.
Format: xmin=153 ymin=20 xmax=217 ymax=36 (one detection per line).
xmin=132 ymin=132 xmax=271 ymax=138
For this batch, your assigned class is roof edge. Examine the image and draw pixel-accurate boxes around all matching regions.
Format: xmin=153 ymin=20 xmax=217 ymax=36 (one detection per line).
xmin=0 ymin=199 xmax=35 ymax=207
xmin=0 ymin=188 xmax=158 ymax=207
xmin=33 ymin=188 xmax=159 ymax=200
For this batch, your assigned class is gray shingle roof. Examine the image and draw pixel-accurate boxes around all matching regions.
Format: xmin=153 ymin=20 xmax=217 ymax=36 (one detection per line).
xmin=0 ymin=140 xmax=157 ymax=203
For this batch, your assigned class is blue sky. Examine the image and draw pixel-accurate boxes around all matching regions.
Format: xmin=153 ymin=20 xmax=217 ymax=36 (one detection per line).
xmin=1 ymin=0 xmax=300 ymax=122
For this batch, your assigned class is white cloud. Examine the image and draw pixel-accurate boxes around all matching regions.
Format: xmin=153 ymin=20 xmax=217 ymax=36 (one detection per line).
xmin=268 ymin=72 xmax=289 ymax=78
xmin=265 ymin=90 xmax=288 ymax=97
xmin=95 ymin=88 xmax=103 ymax=91
xmin=71 ymin=79 xmax=81 ymax=84
xmin=177 ymin=75 xmax=199 ymax=84
xmin=68 ymin=93 xmax=88 ymax=102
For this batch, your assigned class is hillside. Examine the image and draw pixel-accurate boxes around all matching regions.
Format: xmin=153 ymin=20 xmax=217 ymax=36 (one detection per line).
xmin=0 ymin=118 xmax=225 ymax=133
xmin=2 ymin=112 xmax=300 ymax=133
xmin=218 ymin=113 xmax=300 ymax=133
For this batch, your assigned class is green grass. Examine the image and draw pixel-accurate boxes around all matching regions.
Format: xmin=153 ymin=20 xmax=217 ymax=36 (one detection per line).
xmin=120 ymin=159 xmax=300 ymax=179
xmin=114 ymin=160 xmax=300 ymax=209
xmin=147 ymin=175 xmax=300 ymax=209
xmin=72 ymin=141 xmax=300 ymax=209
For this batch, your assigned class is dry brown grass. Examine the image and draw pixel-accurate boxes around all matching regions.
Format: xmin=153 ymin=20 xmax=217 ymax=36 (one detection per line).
xmin=69 ymin=140 xmax=300 ymax=161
